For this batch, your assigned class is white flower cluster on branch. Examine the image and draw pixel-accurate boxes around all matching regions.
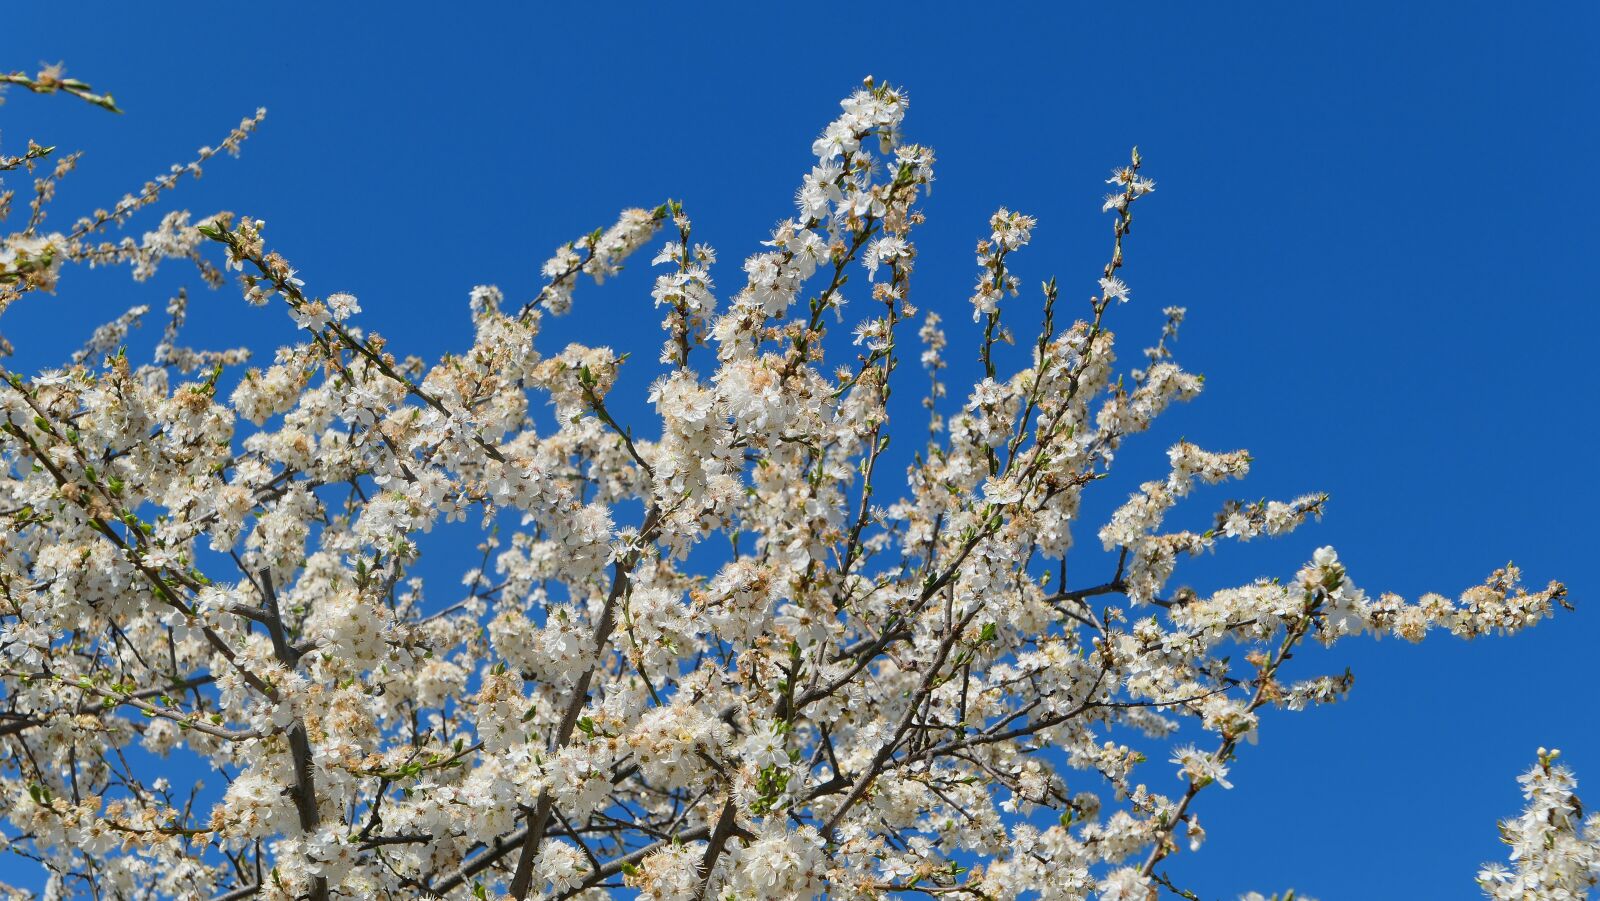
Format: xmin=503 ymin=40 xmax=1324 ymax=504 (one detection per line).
xmin=0 ymin=67 xmax=1577 ymax=900
xmin=1480 ymin=750 xmax=1600 ymax=899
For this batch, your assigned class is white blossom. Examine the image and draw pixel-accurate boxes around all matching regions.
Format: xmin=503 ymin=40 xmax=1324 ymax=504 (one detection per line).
xmin=0 ymin=71 xmax=1571 ymax=901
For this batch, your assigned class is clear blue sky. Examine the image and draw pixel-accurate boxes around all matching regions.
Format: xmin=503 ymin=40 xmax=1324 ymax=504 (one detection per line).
xmin=8 ymin=3 xmax=1598 ymax=897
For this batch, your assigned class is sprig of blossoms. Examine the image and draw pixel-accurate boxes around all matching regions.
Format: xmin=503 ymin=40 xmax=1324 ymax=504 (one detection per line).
xmin=1479 ymin=749 xmax=1600 ymax=899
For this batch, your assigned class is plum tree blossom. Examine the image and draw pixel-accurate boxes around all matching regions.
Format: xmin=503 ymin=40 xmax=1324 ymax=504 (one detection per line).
xmin=0 ymin=66 xmax=1579 ymax=900
xmin=1480 ymin=750 xmax=1600 ymax=899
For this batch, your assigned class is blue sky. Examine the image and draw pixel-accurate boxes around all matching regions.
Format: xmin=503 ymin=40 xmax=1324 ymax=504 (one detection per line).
xmin=7 ymin=2 xmax=1598 ymax=897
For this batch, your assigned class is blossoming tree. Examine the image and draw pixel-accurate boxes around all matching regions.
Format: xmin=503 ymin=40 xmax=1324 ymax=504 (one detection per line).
xmin=0 ymin=67 xmax=1583 ymax=899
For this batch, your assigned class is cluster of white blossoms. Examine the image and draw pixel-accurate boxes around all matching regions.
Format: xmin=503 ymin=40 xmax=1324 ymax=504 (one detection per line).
xmin=0 ymin=66 xmax=1578 ymax=900
xmin=1480 ymin=750 xmax=1600 ymax=899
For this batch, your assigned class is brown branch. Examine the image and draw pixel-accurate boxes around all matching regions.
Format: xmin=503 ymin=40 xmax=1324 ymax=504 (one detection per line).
xmin=256 ymin=569 xmax=328 ymax=901
xmin=508 ymin=508 xmax=661 ymax=898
